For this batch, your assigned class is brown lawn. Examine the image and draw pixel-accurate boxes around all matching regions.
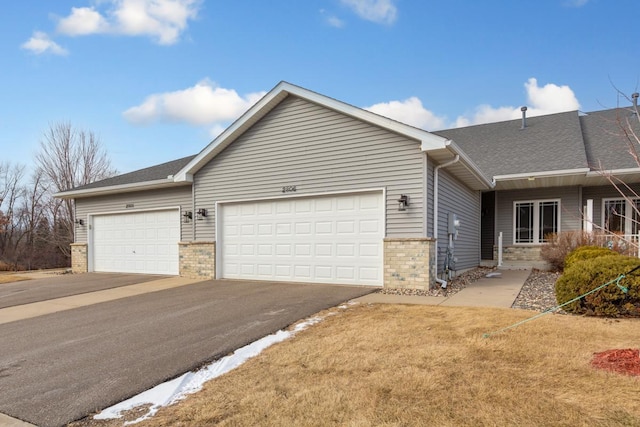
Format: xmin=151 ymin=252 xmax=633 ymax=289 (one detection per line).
xmin=74 ymin=304 xmax=640 ymax=427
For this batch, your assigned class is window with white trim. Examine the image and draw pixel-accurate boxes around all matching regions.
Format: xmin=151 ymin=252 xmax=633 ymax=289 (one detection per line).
xmin=603 ymin=198 xmax=640 ymax=235
xmin=514 ymin=199 xmax=560 ymax=244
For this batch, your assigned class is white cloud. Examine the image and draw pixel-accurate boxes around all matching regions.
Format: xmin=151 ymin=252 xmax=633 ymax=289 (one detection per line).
xmin=123 ymin=80 xmax=266 ymax=137
xmin=363 ymin=78 xmax=580 ymax=131
xmin=57 ymin=7 xmax=109 ymax=35
xmin=20 ymin=31 xmax=68 ymax=56
xmin=55 ymin=0 xmax=201 ymax=45
xmin=366 ymin=97 xmax=447 ymax=130
xmin=454 ymin=78 xmax=580 ymax=127
xmin=340 ymin=0 xmax=397 ymax=25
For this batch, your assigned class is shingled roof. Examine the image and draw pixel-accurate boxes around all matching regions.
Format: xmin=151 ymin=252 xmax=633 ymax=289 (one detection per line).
xmin=68 ymin=154 xmax=196 ymax=192
xmin=435 ymin=110 xmax=588 ymax=178
xmin=59 ymin=97 xmax=640 ymax=198
xmin=580 ymin=107 xmax=640 ymax=170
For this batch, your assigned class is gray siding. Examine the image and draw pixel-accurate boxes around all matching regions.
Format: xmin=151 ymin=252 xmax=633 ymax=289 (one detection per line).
xmin=436 ymin=168 xmax=481 ymax=272
xmin=426 ymin=159 xmax=434 ymax=236
xmin=74 ymin=186 xmax=193 ymax=242
xmin=193 ymin=95 xmax=426 ymax=240
xmin=582 ymin=184 xmax=640 ymax=228
xmin=496 ymin=186 xmax=581 ymax=245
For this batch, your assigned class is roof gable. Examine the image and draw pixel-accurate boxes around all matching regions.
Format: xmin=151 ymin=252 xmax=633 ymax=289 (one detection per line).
xmin=174 ymin=81 xmax=493 ymax=190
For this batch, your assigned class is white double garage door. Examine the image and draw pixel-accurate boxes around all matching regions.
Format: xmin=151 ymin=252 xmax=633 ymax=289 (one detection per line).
xmin=220 ymin=192 xmax=384 ymax=286
xmin=92 ymin=210 xmax=181 ymax=275
xmin=92 ymin=192 xmax=384 ymax=286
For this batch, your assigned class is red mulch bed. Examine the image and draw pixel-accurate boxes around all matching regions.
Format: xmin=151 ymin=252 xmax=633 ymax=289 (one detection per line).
xmin=591 ymin=349 xmax=640 ymax=377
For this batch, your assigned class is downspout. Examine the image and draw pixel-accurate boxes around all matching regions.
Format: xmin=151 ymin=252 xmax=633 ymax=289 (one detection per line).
xmin=433 ymin=154 xmax=460 ymax=288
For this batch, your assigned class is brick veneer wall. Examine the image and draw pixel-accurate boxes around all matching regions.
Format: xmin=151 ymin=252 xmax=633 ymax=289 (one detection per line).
xmin=71 ymin=243 xmax=88 ymax=273
xmin=493 ymin=245 xmax=542 ymax=262
xmin=384 ymin=237 xmax=436 ymax=290
xmin=179 ymin=241 xmax=215 ymax=279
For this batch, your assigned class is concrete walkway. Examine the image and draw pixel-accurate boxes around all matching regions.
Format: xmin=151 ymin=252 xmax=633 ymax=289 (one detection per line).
xmin=0 ymin=412 xmax=35 ymax=427
xmin=356 ymin=268 xmax=532 ymax=308
xmin=0 ymin=276 xmax=201 ymax=325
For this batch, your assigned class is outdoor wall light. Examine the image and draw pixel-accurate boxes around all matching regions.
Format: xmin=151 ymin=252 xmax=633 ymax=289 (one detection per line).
xmin=196 ymin=208 xmax=207 ymax=221
xmin=74 ymin=218 xmax=84 ymax=226
xmin=398 ymin=194 xmax=409 ymax=211
xmin=182 ymin=210 xmax=193 ymax=223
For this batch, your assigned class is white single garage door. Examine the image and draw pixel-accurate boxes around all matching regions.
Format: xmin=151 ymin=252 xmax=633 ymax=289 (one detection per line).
xmin=92 ymin=209 xmax=180 ymax=275
xmin=220 ymin=192 xmax=384 ymax=286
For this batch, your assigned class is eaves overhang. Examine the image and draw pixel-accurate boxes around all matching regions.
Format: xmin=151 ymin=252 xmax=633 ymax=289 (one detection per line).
xmin=54 ymin=177 xmax=192 ymax=200
xmin=423 ymin=139 xmax=495 ymax=191
xmin=490 ymin=167 xmax=614 ymax=190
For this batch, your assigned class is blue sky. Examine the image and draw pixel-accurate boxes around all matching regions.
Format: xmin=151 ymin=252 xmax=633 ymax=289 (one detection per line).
xmin=3 ymin=0 xmax=640 ymax=174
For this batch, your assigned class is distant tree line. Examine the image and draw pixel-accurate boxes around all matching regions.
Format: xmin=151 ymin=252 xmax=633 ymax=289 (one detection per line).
xmin=0 ymin=122 xmax=116 ymax=271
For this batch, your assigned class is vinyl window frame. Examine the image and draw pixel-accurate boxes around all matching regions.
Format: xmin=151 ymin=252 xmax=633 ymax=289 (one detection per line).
xmin=513 ymin=199 xmax=560 ymax=245
xmin=602 ymin=197 xmax=640 ymax=236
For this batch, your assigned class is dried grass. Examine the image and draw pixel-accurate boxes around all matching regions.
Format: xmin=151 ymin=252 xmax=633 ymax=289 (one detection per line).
xmin=126 ymin=304 xmax=640 ymax=427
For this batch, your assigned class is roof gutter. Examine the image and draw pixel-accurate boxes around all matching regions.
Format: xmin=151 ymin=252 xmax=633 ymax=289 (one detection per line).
xmin=493 ymin=167 xmax=590 ymax=183
xmin=585 ymin=167 xmax=640 ymax=177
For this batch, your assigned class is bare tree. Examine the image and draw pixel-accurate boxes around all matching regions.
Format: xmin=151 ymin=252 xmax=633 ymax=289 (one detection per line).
xmin=16 ymin=169 xmax=51 ymax=269
xmin=0 ymin=162 xmax=26 ymax=269
xmin=35 ymin=122 xmax=117 ymax=257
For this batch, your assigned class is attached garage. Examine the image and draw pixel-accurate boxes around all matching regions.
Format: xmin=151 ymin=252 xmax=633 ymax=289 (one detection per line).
xmin=91 ymin=209 xmax=180 ymax=275
xmin=60 ymin=82 xmax=491 ymax=289
xmin=219 ymin=192 xmax=384 ymax=286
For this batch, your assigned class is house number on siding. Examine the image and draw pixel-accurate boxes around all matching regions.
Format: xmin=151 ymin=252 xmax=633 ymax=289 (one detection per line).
xmin=282 ymin=185 xmax=297 ymax=193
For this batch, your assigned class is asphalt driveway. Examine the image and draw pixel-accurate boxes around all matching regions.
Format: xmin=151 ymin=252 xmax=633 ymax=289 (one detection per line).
xmin=0 ymin=279 xmax=375 ymax=427
xmin=0 ymin=273 xmax=164 ymax=309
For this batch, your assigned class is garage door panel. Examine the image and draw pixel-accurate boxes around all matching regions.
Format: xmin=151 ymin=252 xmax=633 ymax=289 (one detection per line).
xmin=315 ymin=222 xmax=332 ymax=234
xmin=258 ymin=223 xmax=273 ymax=235
xmin=221 ymin=193 xmax=383 ymax=286
xmin=294 ymin=265 xmax=311 ymax=278
xmin=359 ymin=243 xmax=380 ymax=257
xmin=294 ymin=244 xmax=311 ymax=256
xmin=92 ymin=210 xmax=179 ymax=275
xmin=315 ymin=244 xmax=332 ymax=257
xmin=336 ymin=266 xmax=355 ymax=280
xmin=336 ymin=244 xmax=355 ymax=256
xmin=359 ymin=267 xmax=379 ymax=280
xmin=360 ymin=219 xmax=381 ymax=233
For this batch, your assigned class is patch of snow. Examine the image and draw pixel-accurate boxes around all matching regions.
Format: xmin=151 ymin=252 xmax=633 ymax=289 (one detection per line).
xmin=95 ymin=315 xmax=325 ymax=424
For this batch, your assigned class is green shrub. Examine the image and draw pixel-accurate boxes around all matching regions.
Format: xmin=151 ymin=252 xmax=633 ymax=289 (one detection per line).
xmin=564 ymin=246 xmax=618 ymax=270
xmin=555 ymin=254 xmax=640 ymax=317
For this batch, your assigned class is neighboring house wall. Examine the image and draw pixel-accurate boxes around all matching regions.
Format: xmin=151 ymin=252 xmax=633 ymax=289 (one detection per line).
xmin=74 ymin=186 xmax=193 ymax=242
xmin=193 ymin=95 xmax=426 ymax=240
xmin=495 ymin=186 xmax=582 ymax=245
